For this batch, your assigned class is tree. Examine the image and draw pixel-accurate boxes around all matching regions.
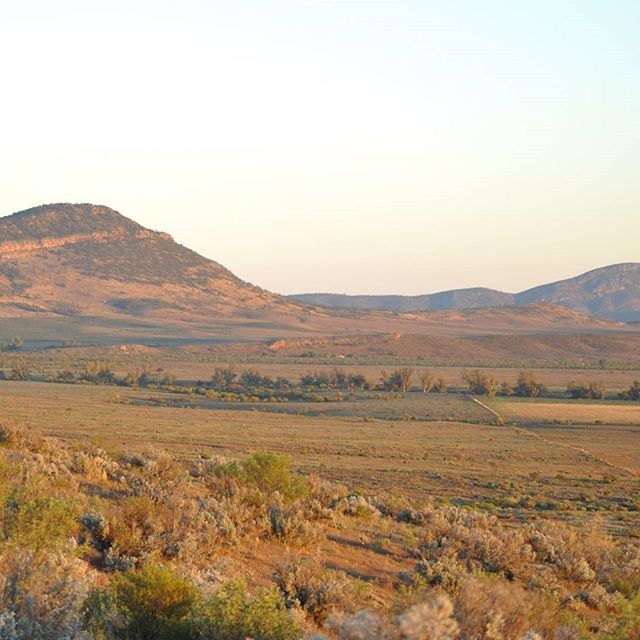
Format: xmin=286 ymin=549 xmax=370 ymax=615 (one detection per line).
xmin=300 ymin=371 xmax=330 ymax=388
xmin=81 ymin=361 xmax=117 ymax=384
xmin=346 ymin=373 xmax=367 ymax=391
xmin=566 ymin=380 xmax=607 ymax=400
xmin=7 ymin=336 xmax=24 ymax=351
xmin=0 ymin=336 xmax=24 ymax=352
xmin=589 ymin=381 xmax=607 ymax=400
xmin=513 ymin=372 xmax=545 ymax=398
xmin=619 ymin=380 xmax=640 ymax=401
xmin=9 ymin=361 xmax=30 ymax=381
xmin=432 ymin=378 xmax=448 ymax=393
xmin=380 ymin=368 xmax=414 ymax=393
xmin=462 ymin=370 xmax=499 ymax=397
xmin=210 ymin=366 xmax=237 ymax=390
xmin=499 ymin=381 xmax=514 ymax=397
xmin=330 ymin=368 xmax=348 ymax=390
xmin=240 ymin=369 xmax=273 ymax=388
xmin=55 ymin=366 xmax=76 ymax=382
xmin=419 ymin=370 xmax=434 ymax=394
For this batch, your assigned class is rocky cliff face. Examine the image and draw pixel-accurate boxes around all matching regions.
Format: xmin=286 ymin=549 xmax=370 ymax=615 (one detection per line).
xmin=0 ymin=228 xmax=172 ymax=259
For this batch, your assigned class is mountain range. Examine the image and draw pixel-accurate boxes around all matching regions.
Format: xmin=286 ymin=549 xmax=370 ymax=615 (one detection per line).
xmin=0 ymin=203 xmax=636 ymax=345
xmin=291 ymin=263 xmax=640 ymax=322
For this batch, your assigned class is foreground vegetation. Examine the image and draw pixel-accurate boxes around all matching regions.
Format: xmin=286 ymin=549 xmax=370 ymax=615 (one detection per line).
xmin=0 ymin=421 xmax=639 ymax=639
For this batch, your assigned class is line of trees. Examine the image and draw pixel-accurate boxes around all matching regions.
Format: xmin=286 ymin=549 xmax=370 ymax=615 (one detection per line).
xmin=3 ymin=358 xmax=640 ymax=402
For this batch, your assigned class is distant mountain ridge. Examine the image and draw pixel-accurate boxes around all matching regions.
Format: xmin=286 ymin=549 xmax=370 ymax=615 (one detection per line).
xmin=290 ymin=263 xmax=640 ymax=322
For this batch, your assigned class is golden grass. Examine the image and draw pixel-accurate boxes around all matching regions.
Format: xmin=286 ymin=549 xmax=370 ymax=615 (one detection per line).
xmin=491 ymin=398 xmax=640 ymax=425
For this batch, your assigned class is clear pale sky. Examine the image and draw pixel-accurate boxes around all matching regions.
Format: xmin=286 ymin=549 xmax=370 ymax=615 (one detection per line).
xmin=0 ymin=1 xmax=638 ymax=295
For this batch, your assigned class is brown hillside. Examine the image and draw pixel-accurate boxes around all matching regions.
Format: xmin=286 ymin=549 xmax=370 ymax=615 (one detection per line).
xmin=0 ymin=203 xmax=302 ymax=321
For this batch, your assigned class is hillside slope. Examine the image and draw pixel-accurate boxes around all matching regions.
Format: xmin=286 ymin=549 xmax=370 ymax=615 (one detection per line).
xmin=515 ymin=263 xmax=640 ymax=321
xmin=0 ymin=203 xmax=301 ymax=321
xmin=291 ymin=263 xmax=640 ymax=321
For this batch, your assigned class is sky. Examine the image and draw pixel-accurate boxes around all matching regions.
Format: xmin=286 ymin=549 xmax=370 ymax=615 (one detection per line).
xmin=0 ymin=0 xmax=638 ymax=295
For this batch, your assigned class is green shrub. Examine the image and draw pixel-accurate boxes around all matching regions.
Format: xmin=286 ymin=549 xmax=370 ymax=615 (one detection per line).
xmin=195 ymin=579 xmax=301 ymax=640
xmin=240 ymin=452 xmax=308 ymax=501
xmin=85 ymin=563 xmax=200 ymax=640
xmin=598 ymin=591 xmax=640 ymax=639
xmin=3 ymin=490 xmax=79 ymax=552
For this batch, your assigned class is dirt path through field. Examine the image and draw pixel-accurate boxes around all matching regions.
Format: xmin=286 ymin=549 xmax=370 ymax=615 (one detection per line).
xmin=474 ymin=396 xmax=639 ymax=478
xmin=516 ymin=425 xmax=638 ymax=478
xmin=469 ymin=396 xmax=504 ymax=424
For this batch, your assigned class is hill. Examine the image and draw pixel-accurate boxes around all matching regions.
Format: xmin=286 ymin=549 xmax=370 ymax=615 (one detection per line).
xmin=291 ymin=263 xmax=640 ymax=322
xmin=0 ymin=203 xmax=304 ymax=321
xmin=0 ymin=203 xmax=630 ymax=344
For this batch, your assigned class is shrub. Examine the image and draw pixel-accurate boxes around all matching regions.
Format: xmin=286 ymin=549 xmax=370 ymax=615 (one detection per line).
xmin=316 ymin=595 xmax=459 ymax=640
xmin=85 ymin=563 xmax=200 ymax=640
xmin=397 ymin=597 xmax=459 ymax=640
xmin=323 ymin=610 xmax=389 ymax=640
xmin=240 ymin=452 xmax=308 ymax=501
xmin=195 ymin=578 xmax=301 ymax=640
xmin=3 ymin=490 xmax=79 ymax=552
xmin=455 ymin=576 xmax=555 ymax=640
xmin=600 ymin=590 xmax=640 ymax=639
xmin=0 ymin=550 xmax=91 ymax=640
xmin=268 ymin=500 xmax=320 ymax=546
xmin=273 ymin=557 xmax=370 ymax=623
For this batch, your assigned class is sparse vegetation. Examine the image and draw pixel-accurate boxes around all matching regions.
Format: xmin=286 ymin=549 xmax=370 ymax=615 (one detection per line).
xmin=0 ymin=423 xmax=637 ymax=638
xmin=0 ymin=338 xmax=639 ymax=637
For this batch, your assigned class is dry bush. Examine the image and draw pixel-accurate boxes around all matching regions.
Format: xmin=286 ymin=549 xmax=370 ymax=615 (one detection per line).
xmin=269 ymin=499 xmax=321 ymax=546
xmin=397 ymin=597 xmax=459 ymax=640
xmin=311 ymin=595 xmax=459 ymax=640
xmin=322 ymin=610 xmax=390 ymax=640
xmin=455 ymin=577 xmax=556 ymax=640
xmin=339 ymin=495 xmax=381 ymax=519
xmin=414 ymin=505 xmax=535 ymax=581
xmin=0 ymin=549 xmax=93 ymax=640
xmin=273 ymin=557 xmax=371 ymax=623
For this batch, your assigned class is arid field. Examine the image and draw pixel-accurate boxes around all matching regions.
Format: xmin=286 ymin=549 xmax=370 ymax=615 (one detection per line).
xmin=2 ymin=377 xmax=638 ymax=535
